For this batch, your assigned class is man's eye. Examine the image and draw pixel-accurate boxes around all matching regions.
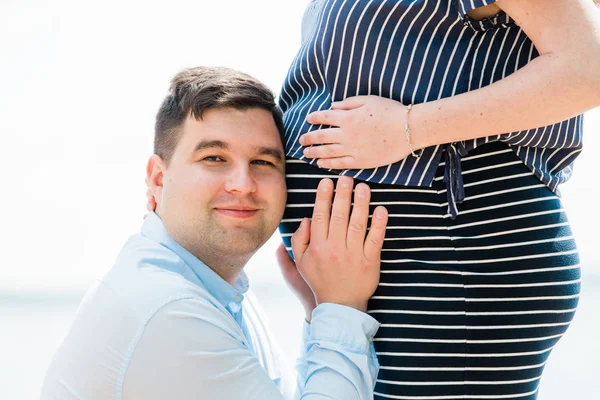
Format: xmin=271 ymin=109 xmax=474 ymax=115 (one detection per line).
xmin=252 ymin=160 xmax=274 ymax=166
xmin=202 ymin=156 xmax=224 ymax=162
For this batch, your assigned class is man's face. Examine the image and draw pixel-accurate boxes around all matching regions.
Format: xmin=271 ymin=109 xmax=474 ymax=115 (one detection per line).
xmin=154 ymin=107 xmax=287 ymax=265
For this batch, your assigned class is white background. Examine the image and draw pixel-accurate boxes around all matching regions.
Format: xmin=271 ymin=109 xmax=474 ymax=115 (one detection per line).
xmin=1 ymin=1 xmax=599 ymax=399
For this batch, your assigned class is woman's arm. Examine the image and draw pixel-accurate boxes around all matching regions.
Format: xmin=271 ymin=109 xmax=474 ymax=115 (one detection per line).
xmin=411 ymin=0 xmax=600 ymax=151
xmin=301 ymin=0 xmax=600 ymax=170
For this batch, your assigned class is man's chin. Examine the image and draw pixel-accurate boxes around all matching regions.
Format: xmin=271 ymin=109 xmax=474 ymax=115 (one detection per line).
xmin=212 ymin=230 xmax=266 ymax=254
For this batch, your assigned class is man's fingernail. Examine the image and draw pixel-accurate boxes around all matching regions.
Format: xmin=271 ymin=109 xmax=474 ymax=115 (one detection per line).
xmin=339 ymin=176 xmax=351 ymax=188
xmin=355 ymin=186 xmax=367 ymax=199
xmin=319 ymin=179 xmax=332 ymax=192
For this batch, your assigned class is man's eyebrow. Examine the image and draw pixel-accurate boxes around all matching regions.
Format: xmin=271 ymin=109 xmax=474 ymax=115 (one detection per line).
xmin=257 ymin=146 xmax=284 ymax=161
xmin=193 ymin=140 xmax=229 ymax=152
xmin=193 ymin=140 xmax=283 ymax=161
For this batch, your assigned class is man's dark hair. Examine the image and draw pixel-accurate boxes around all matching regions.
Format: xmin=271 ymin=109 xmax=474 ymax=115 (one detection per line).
xmin=154 ymin=66 xmax=285 ymax=165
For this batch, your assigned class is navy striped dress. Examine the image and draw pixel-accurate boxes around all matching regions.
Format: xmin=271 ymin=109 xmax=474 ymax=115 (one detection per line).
xmin=277 ymin=1 xmax=582 ymax=399
xmin=279 ymin=0 xmax=583 ymax=217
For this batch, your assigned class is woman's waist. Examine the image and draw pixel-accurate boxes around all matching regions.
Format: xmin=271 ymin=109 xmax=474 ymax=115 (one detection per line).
xmin=284 ymin=141 xmax=559 ymax=206
xmin=284 ymin=141 xmax=518 ymax=187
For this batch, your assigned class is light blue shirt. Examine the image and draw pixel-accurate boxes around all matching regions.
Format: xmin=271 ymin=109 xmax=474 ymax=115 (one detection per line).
xmin=41 ymin=212 xmax=380 ymax=399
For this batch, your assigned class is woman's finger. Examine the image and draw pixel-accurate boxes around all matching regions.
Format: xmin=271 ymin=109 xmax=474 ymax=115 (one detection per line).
xmin=331 ymin=96 xmax=369 ymax=110
xmin=317 ymin=156 xmax=356 ymax=170
xmin=303 ymin=144 xmax=347 ymax=159
xmin=299 ymin=128 xmax=343 ymax=146
xmin=306 ymin=109 xmax=347 ymax=127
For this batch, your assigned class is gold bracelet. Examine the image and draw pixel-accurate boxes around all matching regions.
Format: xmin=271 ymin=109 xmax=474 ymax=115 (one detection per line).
xmin=404 ymin=104 xmax=420 ymax=158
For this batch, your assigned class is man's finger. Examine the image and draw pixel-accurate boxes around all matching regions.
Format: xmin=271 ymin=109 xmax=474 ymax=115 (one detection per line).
xmin=306 ymin=109 xmax=347 ymax=127
xmin=146 ymin=187 xmax=157 ymax=212
xmin=299 ymin=128 xmax=343 ymax=146
xmin=346 ymin=183 xmax=370 ymax=247
xmin=290 ymin=218 xmax=311 ymax=262
xmin=311 ymin=179 xmax=334 ymax=243
xmin=276 ymin=242 xmax=297 ymax=275
xmin=331 ymin=96 xmax=369 ymax=110
xmin=364 ymin=206 xmax=388 ymax=263
xmin=328 ymin=176 xmax=353 ymax=243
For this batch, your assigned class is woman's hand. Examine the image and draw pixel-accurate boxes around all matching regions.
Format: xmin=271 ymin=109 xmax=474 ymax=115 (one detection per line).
xmin=301 ymin=95 xmax=417 ymax=170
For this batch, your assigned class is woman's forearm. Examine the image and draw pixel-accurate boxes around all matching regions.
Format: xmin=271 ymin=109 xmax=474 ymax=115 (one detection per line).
xmin=411 ymin=49 xmax=600 ymax=150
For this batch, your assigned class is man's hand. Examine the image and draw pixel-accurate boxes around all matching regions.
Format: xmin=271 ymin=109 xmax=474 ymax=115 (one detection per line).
xmin=276 ymin=244 xmax=317 ymax=322
xmin=291 ymin=176 xmax=388 ymax=313
xmin=145 ymin=176 xmax=157 ymax=212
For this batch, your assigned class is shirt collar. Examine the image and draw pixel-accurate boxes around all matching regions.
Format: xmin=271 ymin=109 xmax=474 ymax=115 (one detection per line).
xmin=140 ymin=212 xmax=248 ymax=308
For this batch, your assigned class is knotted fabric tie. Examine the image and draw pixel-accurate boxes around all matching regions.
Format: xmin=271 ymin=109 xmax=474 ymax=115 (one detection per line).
xmin=443 ymin=142 xmax=468 ymax=219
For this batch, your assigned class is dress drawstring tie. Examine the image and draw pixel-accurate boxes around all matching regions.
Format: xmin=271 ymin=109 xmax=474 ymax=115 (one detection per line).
xmin=443 ymin=142 xmax=468 ymax=220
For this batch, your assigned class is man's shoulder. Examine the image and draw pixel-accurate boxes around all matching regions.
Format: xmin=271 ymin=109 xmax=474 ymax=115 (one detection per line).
xmin=95 ymin=233 xmax=217 ymax=324
xmin=40 ymin=235 xmax=234 ymax=400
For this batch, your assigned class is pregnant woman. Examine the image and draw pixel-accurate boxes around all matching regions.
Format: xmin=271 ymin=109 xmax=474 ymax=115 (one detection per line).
xmin=278 ymin=0 xmax=600 ymax=399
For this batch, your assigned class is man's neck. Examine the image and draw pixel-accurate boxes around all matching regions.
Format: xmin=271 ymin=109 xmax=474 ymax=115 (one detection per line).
xmin=196 ymin=252 xmax=250 ymax=287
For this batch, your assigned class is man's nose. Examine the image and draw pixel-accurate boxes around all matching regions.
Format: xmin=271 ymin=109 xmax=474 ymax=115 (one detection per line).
xmin=223 ymin=164 xmax=257 ymax=194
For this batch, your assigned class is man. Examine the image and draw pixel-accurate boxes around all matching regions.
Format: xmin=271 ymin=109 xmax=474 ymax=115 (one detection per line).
xmin=41 ymin=66 xmax=389 ymax=399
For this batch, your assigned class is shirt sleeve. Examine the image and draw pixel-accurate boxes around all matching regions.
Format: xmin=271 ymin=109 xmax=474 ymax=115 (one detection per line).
xmin=122 ymin=298 xmax=380 ymax=400
xmin=497 ymin=114 xmax=583 ymax=149
xmin=297 ymin=303 xmax=381 ymax=400
xmin=294 ymin=321 xmax=312 ymax=395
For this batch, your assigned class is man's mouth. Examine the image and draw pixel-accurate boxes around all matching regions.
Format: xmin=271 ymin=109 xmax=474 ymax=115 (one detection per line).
xmin=214 ymin=206 xmax=260 ymax=219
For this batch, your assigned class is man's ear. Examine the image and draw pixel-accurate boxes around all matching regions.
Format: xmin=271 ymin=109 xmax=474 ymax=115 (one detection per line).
xmin=146 ymin=154 xmax=167 ymax=208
